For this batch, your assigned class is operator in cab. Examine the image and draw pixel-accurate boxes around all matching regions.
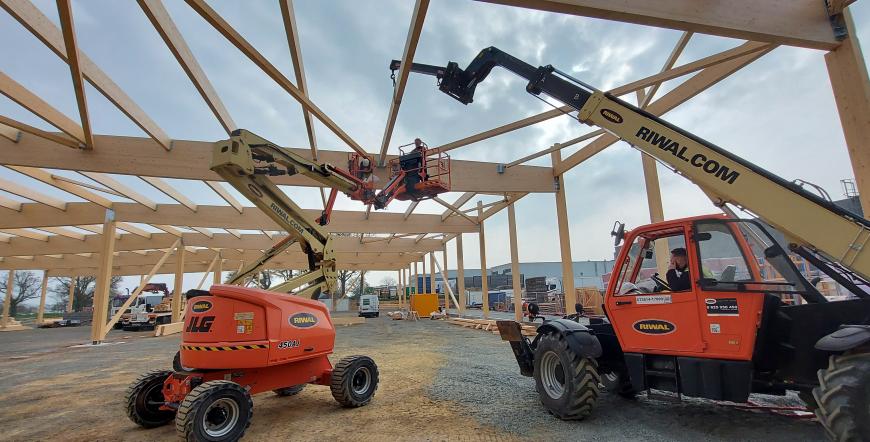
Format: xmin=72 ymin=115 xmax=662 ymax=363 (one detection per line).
xmin=666 ymin=248 xmax=691 ymax=291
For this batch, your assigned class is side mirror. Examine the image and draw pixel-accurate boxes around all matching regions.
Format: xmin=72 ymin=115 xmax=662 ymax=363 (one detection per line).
xmin=611 ymin=221 xmax=626 ymax=247
xmin=644 ymin=249 xmax=654 ymax=259
xmin=528 ymin=302 xmax=540 ymax=317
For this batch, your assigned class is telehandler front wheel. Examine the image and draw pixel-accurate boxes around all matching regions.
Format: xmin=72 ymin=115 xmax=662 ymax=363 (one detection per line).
xmin=533 ymin=332 xmax=600 ymax=420
xmin=331 ymin=355 xmax=379 ymax=407
xmin=176 ymin=380 xmax=253 ymax=442
xmin=813 ymin=352 xmax=870 ymax=441
xmin=125 ymin=369 xmax=175 ymax=428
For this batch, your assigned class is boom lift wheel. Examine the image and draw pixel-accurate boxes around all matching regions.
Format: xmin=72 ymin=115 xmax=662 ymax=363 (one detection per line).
xmin=175 ymin=380 xmax=253 ymax=442
xmin=273 ymin=385 xmax=305 ymax=397
xmin=125 ymin=370 xmax=176 ymax=428
xmin=331 ymin=355 xmax=379 ymax=407
xmin=533 ymin=333 xmax=600 ymax=420
xmin=812 ymin=352 xmax=870 ymax=441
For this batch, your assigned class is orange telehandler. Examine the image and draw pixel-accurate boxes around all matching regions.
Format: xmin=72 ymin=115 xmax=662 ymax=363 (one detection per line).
xmin=395 ymin=47 xmax=870 ymax=441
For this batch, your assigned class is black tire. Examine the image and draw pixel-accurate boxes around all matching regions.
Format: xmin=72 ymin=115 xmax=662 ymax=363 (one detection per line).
xmin=173 ymin=351 xmax=195 ymax=372
xmin=375 ymin=312 xmax=380 ymax=318
xmin=331 ymin=355 xmax=379 ymax=407
xmin=273 ymin=385 xmax=305 ymax=397
xmin=533 ymin=332 xmax=600 ymax=420
xmin=176 ymin=380 xmax=253 ymax=442
xmin=125 ymin=369 xmax=175 ymax=428
xmin=812 ymin=352 xmax=870 ymax=441
xmin=601 ymin=369 xmax=638 ymax=399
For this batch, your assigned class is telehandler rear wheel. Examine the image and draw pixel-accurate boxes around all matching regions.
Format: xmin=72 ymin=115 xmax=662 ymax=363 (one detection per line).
xmin=533 ymin=332 xmax=600 ymax=420
xmin=176 ymin=380 xmax=253 ymax=442
xmin=125 ymin=369 xmax=175 ymax=428
xmin=331 ymin=355 xmax=379 ymax=407
xmin=812 ymin=352 xmax=870 ymax=441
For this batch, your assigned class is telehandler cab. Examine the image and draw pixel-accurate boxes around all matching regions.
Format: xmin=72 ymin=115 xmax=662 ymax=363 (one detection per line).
xmin=395 ymin=47 xmax=870 ymax=441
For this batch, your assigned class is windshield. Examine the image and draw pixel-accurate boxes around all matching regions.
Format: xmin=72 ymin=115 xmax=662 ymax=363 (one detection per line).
xmin=694 ymin=219 xmax=815 ymax=297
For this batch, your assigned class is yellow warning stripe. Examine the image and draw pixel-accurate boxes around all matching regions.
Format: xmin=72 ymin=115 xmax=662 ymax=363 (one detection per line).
xmin=182 ymin=344 xmax=268 ymax=351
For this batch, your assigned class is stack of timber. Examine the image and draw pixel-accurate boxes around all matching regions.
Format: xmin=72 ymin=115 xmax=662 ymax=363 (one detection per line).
xmin=445 ymin=317 xmax=537 ymax=337
xmin=0 ymin=319 xmax=30 ymax=332
xmin=576 ymin=287 xmax=604 ymax=315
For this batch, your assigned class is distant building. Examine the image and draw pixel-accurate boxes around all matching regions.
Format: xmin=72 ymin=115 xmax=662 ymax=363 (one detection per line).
xmin=441 ymin=260 xmax=615 ymax=291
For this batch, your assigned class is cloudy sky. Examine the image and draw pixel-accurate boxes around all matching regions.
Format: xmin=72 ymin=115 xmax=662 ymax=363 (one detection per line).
xmin=2 ymin=0 xmax=869 ymax=299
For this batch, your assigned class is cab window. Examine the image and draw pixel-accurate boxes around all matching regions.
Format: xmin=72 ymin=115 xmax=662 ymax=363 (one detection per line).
xmin=614 ymin=231 xmax=687 ymax=295
xmin=694 ymin=221 xmax=753 ymax=291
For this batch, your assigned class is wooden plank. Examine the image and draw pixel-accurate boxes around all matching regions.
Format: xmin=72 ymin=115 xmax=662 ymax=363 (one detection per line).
xmin=116 ymin=222 xmax=152 ymax=239
xmin=0 ymin=133 xmax=554 ymax=193
xmin=825 ymin=9 xmax=870 ymax=214
xmin=80 ymin=172 xmax=158 ymax=210
xmin=378 ymin=0 xmax=429 ymax=165
xmin=0 ymin=122 xmax=20 ymax=142
xmin=37 ymin=226 xmax=85 ymax=241
xmin=278 ymin=0 xmax=317 ymax=160
xmin=0 ymin=115 xmax=79 ymax=148
xmin=0 ymin=71 xmax=85 ymax=143
xmin=141 ymin=176 xmax=198 ymax=212
xmin=0 ymin=0 xmax=171 ymax=149
xmin=0 ymin=177 xmax=66 ymax=210
xmin=552 ymin=150 xmax=576 ymax=314
xmin=476 ymin=0 xmax=838 ymax=49
xmin=205 ymin=180 xmax=243 ymax=213
xmin=185 ymin=0 xmax=367 ymax=155
xmin=56 ymin=0 xmax=94 ymax=149
xmin=139 ymin=0 xmax=236 ymax=135
xmin=155 ymin=320 xmax=184 ymax=336
xmin=556 ymin=45 xmax=774 ymax=174
xmin=507 ymin=203 xmax=522 ymax=321
xmin=478 ymin=201 xmax=489 ymax=319
xmin=0 ymin=194 xmax=22 ymax=211
xmin=6 ymin=166 xmax=112 ymax=208
xmin=90 ymin=212 xmax=115 ymax=343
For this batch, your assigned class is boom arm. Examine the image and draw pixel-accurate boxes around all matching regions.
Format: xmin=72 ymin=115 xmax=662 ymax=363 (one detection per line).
xmin=394 ymin=46 xmax=870 ymax=293
xmin=211 ymin=129 xmax=341 ymax=298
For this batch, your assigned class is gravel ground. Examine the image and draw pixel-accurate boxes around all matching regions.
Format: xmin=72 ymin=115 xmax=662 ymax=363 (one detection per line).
xmin=428 ymin=321 xmax=826 ymax=442
xmin=0 ymin=316 xmax=827 ymax=441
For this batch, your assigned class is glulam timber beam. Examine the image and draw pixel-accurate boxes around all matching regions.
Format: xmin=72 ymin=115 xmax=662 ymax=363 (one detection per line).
xmin=378 ymin=0 xmax=429 ymax=165
xmin=139 ymin=0 xmax=236 ymax=135
xmin=0 ymin=232 xmax=449 ymax=257
xmin=279 ymin=0 xmax=318 ymax=160
xmin=0 ymin=133 xmax=554 ymax=193
xmin=56 ymin=0 xmax=94 ymax=149
xmin=476 ymin=0 xmax=838 ymax=49
xmin=0 ymin=0 xmax=171 ymax=149
xmin=0 ymin=71 xmax=85 ymax=144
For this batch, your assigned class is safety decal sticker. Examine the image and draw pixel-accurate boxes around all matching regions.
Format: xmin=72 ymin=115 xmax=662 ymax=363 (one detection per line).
xmin=277 ymin=340 xmax=300 ymax=349
xmin=234 ymin=312 xmax=254 ymax=334
xmin=635 ymin=295 xmax=672 ymax=305
xmin=182 ymin=344 xmax=268 ymax=351
xmin=632 ymin=319 xmax=676 ymax=335
xmin=600 ymin=108 xmax=623 ymax=124
xmin=289 ymin=312 xmax=318 ymax=328
xmin=705 ymin=298 xmax=739 ymax=316
xmin=710 ymin=323 xmax=721 ymax=334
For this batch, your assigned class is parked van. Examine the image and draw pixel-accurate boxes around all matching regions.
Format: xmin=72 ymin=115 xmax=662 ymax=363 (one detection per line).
xmin=358 ymin=295 xmax=380 ymax=318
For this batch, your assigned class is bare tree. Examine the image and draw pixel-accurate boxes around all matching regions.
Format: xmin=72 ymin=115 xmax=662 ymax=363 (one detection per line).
xmin=336 ymin=270 xmax=359 ymax=298
xmin=380 ymin=276 xmax=397 ymax=287
xmin=49 ymin=275 xmax=123 ymax=312
xmin=0 ymin=271 xmax=42 ymax=316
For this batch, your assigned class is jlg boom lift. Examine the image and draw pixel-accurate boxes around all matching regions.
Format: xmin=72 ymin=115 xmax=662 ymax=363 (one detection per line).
xmin=124 ymin=129 xmax=444 ymax=441
xmin=394 ymin=47 xmax=870 ymax=440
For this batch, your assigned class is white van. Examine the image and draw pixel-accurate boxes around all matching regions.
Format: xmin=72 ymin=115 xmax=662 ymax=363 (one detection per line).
xmin=358 ymin=295 xmax=380 ymax=318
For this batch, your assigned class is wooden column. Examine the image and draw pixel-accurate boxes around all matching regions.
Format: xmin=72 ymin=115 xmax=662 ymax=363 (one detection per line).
xmin=552 ymin=151 xmax=576 ymax=314
xmin=429 ymin=253 xmax=435 ymax=295
xmin=172 ymin=241 xmax=185 ymax=323
xmin=67 ymin=276 xmax=75 ymax=313
xmin=413 ymin=261 xmax=418 ymax=295
xmin=508 ymin=203 xmax=523 ymax=322
xmin=442 ymin=246 xmax=449 ymax=311
xmin=478 ymin=201 xmax=489 ymax=319
xmin=90 ymin=210 xmax=116 ymax=344
xmin=421 ymin=256 xmax=427 ymax=292
xmin=1 ymin=270 xmax=12 ymax=328
xmin=456 ymin=234 xmax=466 ymax=315
xmin=641 ymin=155 xmax=670 ymax=276
xmin=213 ymin=258 xmax=222 ymax=285
xmin=36 ymin=270 xmax=48 ymax=324
xmin=826 ymin=9 xmax=870 ymax=213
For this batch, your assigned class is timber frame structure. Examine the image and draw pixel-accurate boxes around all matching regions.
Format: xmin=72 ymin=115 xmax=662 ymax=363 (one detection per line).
xmin=0 ymin=0 xmax=868 ymax=343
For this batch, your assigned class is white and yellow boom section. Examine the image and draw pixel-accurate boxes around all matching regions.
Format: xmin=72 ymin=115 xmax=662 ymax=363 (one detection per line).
xmin=210 ymin=129 xmax=366 ymax=298
xmin=393 ymin=46 xmax=870 ymax=299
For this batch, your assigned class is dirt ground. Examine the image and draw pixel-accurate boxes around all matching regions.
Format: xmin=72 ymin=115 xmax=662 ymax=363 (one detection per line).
xmin=0 ymin=315 xmax=825 ymax=441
